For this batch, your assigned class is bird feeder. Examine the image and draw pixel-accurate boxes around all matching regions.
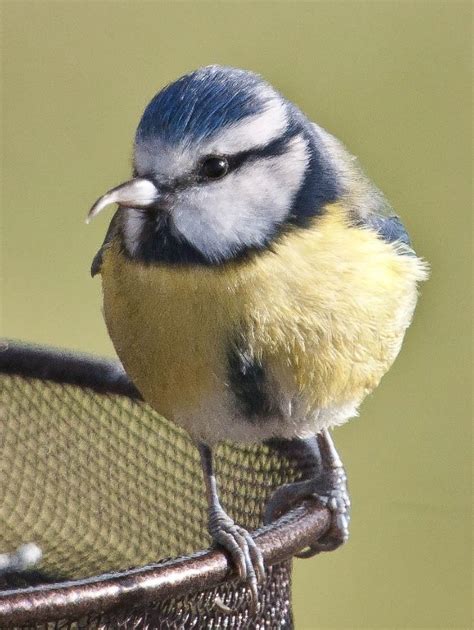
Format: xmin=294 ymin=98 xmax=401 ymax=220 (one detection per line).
xmin=0 ymin=341 xmax=330 ymax=628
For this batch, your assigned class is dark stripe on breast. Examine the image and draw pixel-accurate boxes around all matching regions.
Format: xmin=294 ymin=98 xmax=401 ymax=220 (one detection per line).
xmin=227 ymin=344 xmax=278 ymax=422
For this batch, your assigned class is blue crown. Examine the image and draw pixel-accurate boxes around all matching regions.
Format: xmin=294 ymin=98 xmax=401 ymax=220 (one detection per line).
xmin=136 ymin=65 xmax=278 ymax=144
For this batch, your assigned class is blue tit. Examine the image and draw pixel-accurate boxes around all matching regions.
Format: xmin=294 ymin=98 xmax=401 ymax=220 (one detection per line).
xmin=87 ymin=65 xmax=428 ymax=600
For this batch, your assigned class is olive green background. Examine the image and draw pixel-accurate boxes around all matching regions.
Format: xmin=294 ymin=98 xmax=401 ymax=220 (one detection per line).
xmin=1 ymin=1 xmax=471 ymax=628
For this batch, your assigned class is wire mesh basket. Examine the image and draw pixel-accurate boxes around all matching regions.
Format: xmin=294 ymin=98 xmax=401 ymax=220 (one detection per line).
xmin=0 ymin=340 xmax=330 ymax=629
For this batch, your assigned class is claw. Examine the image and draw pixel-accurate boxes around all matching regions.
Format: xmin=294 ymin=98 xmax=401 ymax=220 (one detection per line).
xmin=198 ymin=443 xmax=264 ymax=616
xmin=247 ymin=575 xmax=259 ymax=616
xmin=264 ymin=465 xmax=350 ymax=557
xmin=295 ymin=546 xmax=321 ymax=559
xmin=214 ymin=596 xmax=234 ymax=614
xmin=209 ymin=508 xmax=264 ymax=615
xmin=248 ymin=537 xmax=266 ymax=584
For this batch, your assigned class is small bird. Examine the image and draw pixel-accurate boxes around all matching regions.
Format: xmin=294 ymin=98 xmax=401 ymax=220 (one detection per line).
xmin=87 ymin=65 xmax=428 ymax=602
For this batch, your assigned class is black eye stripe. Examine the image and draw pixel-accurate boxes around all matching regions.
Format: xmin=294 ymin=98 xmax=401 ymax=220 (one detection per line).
xmin=144 ymin=128 xmax=302 ymax=193
xmin=192 ymin=130 xmax=300 ymax=183
xmin=226 ymin=130 xmax=299 ymax=171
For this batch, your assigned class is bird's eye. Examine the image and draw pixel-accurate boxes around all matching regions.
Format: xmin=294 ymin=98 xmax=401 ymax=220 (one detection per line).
xmin=200 ymin=156 xmax=229 ymax=180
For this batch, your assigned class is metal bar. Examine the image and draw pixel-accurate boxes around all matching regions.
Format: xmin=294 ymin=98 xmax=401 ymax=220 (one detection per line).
xmin=0 ymin=502 xmax=329 ymax=627
xmin=0 ymin=339 xmax=141 ymax=399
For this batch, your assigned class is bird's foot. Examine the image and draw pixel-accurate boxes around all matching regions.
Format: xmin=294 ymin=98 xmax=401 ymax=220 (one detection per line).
xmin=209 ymin=505 xmax=265 ymax=612
xmin=264 ymin=465 xmax=350 ymax=557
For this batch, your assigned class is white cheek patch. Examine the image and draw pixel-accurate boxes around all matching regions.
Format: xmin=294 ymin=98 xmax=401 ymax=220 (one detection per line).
xmin=171 ymin=134 xmax=309 ymax=261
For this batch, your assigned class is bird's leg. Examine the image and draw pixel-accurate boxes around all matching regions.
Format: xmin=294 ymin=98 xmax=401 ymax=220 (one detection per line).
xmin=264 ymin=430 xmax=350 ymax=557
xmin=197 ymin=443 xmax=265 ymax=607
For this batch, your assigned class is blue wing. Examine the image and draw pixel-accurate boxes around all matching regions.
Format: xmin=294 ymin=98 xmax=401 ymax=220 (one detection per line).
xmin=310 ymin=125 xmax=415 ymax=254
xmin=364 ymin=213 xmax=412 ymax=249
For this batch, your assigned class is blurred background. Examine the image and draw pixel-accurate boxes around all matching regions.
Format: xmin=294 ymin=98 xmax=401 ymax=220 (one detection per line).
xmin=1 ymin=2 xmax=471 ymax=628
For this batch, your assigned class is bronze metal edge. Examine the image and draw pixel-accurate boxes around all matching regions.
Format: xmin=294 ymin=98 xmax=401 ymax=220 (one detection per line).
xmin=0 ymin=502 xmax=329 ymax=626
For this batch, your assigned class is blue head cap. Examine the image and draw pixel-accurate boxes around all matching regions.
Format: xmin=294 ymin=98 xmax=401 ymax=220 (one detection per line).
xmin=136 ymin=65 xmax=281 ymax=145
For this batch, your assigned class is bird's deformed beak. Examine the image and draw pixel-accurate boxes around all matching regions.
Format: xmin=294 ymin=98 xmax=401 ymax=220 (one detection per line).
xmin=86 ymin=178 xmax=160 ymax=223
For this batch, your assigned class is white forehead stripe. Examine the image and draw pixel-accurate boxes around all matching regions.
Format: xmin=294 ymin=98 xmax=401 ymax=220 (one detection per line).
xmin=200 ymin=100 xmax=288 ymax=156
xmin=133 ymin=99 xmax=289 ymax=180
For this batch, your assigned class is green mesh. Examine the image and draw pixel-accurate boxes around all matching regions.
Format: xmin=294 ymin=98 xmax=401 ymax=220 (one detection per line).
xmin=0 ymin=373 xmax=301 ymax=580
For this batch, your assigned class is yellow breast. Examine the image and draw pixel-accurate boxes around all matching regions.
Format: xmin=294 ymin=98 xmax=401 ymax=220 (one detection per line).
xmin=99 ymin=204 xmax=427 ymax=435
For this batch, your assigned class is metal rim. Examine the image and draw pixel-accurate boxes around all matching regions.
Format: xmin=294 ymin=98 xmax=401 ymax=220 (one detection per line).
xmin=0 ymin=504 xmax=329 ymax=626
